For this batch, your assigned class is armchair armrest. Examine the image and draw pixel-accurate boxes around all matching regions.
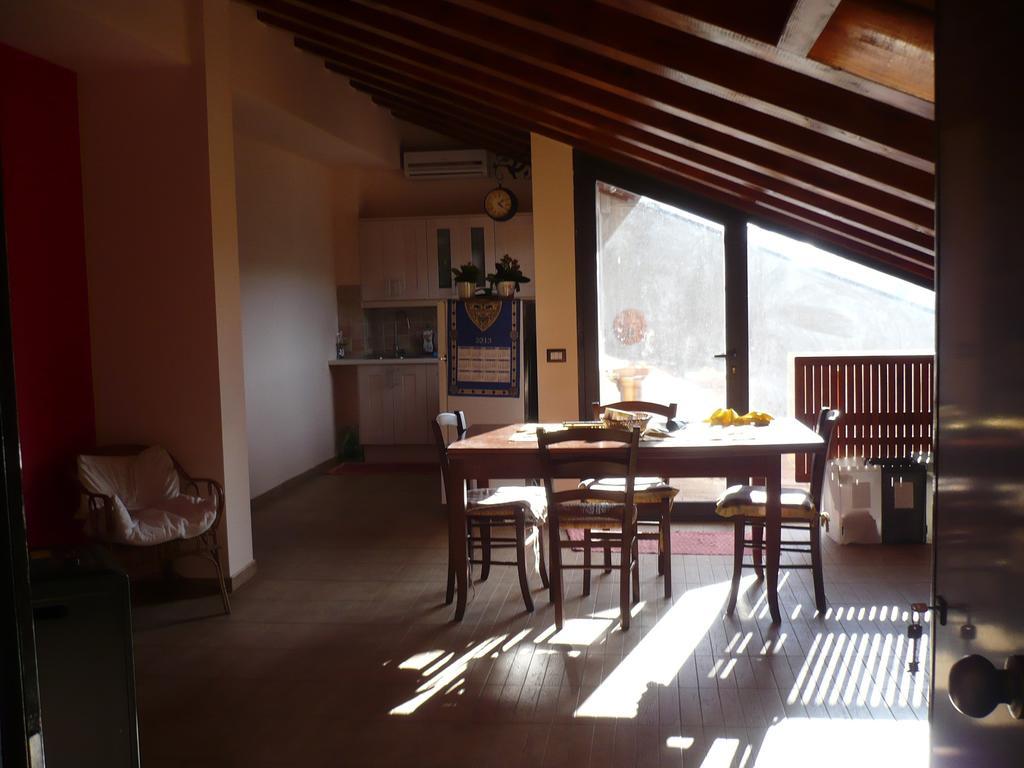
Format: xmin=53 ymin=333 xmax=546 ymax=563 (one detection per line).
xmin=79 ymin=489 xmax=118 ymax=540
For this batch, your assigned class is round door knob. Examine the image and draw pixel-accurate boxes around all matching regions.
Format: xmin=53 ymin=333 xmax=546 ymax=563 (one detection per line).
xmin=949 ymin=654 xmax=1024 ymax=719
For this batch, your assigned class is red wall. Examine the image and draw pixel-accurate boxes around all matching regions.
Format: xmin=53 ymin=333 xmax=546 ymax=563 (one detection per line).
xmin=0 ymin=43 xmax=95 ymax=547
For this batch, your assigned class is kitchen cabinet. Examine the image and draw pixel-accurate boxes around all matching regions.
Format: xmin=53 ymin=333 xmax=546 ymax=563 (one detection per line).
xmin=359 ymin=219 xmax=429 ymax=302
xmin=494 ymin=213 xmax=535 ymax=299
xmin=357 ymin=363 xmax=438 ymax=445
xmin=426 ymin=216 xmax=495 ymax=298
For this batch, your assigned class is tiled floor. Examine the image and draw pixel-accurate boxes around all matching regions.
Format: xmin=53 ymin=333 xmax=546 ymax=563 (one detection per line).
xmin=133 ymin=472 xmax=931 ymax=767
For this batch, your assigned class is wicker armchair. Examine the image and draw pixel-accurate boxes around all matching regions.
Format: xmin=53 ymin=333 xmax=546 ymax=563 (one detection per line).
xmin=77 ymin=444 xmax=230 ymax=614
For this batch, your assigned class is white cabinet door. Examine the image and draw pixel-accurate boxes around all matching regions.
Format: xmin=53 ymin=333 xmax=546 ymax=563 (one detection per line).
xmin=427 ymin=216 xmax=494 ymax=298
xmin=392 ymin=219 xmax=429 ymax=300
xmin=358 ymin=219 xmax=428 ymax=301
xmin=392 ymin=365 xmax=437 ymax=444
xmin=357 ymin=365 xmax=393 ymax=445
xmin=494 ymin=213 xmax=535 ymax=299
xmin=358 ymin=221 xmax=390 ymax=301
xmin=426 ymin=218 xmax=457 ymax=299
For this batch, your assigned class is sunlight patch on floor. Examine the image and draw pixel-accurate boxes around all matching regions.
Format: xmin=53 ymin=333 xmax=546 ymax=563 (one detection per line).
xmin=574 ymin=576 xmax=754 ymax=718
xmin=389 ymin=633 xmax=507 ymax=716
xmin=753 ymin=719 xmax=929 ymax=768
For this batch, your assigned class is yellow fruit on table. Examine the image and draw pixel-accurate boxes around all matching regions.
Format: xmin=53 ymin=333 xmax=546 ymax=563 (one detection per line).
xmin=707 ymin=408 xmax=774 ymax=426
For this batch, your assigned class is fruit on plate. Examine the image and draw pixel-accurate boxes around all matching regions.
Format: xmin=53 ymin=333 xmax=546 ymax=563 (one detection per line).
xmin=706 ymin=408 xmax=774 ymax=426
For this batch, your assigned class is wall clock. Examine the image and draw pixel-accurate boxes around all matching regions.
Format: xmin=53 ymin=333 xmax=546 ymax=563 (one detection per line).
xmin=484 ymin=184 xmax=518 ymax=222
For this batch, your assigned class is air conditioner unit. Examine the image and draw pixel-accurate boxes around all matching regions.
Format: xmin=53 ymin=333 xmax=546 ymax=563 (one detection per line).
xmin=403 ymin=149 xmax=491 ymax=179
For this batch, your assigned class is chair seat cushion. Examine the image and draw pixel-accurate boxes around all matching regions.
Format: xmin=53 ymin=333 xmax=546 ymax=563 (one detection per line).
xmin=467 ymin=485 xmax=547 ymax=523
xmin=551 ymin=501 xmax=626 ymax=529
xmin=580 ymin=477 xmax=679 ymax=503
xmin=714 ymin=485 xmax=818 ymax=521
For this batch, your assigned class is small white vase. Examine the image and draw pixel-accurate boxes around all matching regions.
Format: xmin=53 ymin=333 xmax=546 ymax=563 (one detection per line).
xmin=456 ymin=282 xmax=475 ymax=299
xmin=497 ymin=281 xmax=516 ymax=298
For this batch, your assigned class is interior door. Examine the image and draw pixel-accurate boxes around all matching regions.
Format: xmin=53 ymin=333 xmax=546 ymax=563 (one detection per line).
xmin=930 ymin=2 xmax=1024 ymax=763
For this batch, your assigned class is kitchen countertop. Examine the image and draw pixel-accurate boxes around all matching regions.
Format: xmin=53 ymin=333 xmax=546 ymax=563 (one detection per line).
xmin=329 ymin=357 xmax=441 ymax=366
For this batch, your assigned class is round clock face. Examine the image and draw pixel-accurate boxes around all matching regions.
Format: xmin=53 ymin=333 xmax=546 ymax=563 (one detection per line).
xmin=484 ymin=186 xmax=518 ymax=221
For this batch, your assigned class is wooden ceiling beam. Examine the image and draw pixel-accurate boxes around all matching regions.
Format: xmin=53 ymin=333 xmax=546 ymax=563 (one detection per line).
xmin=589 ymin=0 xmax=798 ymax=45
xmin=248 ymin=1 xmax=933 ymax=198
xmin=338 ymin=62 xmax=932 ymax=258
xmin=385 ymin=0 xmax=933 ymax=164
xmin=298 ymin=34 xmax=933 ymax=233
xmin=580 ymin=0 xmax=931 ymax=115
xmin=778 ymin=0 xmax=842 ymax=55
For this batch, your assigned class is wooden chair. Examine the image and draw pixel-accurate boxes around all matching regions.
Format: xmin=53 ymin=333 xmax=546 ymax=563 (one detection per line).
xmin=77 ymin=445 xmax=230 ymax=614
xmin=538 ymin=425 xmax=641 ymax=630
xmin=587 ymin=400 xmax=680 ymax=597
xmin=716 ymin=407 xmax=841 ymax=615
xmin=435 ymin=412 xmax=549 ymax=613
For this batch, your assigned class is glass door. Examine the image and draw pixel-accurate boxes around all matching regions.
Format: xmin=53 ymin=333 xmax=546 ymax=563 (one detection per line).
xmin=595 ymin=180 xmax=729 ymax=500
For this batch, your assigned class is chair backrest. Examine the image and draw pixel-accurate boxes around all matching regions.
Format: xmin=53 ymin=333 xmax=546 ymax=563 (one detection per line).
xmin=809 ymin=408 xmax=842 ymax=509
xmin=537 ymin=426 xmax=641 ymax=520
xmin=432 ymin=411 xmax=468 ymax=491
xmin=590 ymin=400 xmax=678 ymax=420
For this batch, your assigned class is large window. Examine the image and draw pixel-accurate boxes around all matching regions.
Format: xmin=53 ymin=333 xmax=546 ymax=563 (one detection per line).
xmin=596 ymin=182 xmax=726 ymax=417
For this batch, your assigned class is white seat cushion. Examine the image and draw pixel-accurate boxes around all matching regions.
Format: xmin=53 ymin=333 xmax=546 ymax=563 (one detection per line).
xmin=78 ymin=447 xmax=217 ymax=546
xmin=467 ymin=485 xmax=547 ymax=523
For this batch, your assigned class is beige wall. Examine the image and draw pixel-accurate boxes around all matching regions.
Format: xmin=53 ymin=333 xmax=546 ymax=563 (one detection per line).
xmin=531 ymin=134 xmax=580 ymax=421
xmin=235 ymin=135 xmax=338 ymax=497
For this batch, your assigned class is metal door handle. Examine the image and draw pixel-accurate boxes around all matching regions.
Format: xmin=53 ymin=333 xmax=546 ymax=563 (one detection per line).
xmin=949 ymin=654 xmax=1024 ymax=719
xmin=713 ymin=349 xmax=736 ymax=359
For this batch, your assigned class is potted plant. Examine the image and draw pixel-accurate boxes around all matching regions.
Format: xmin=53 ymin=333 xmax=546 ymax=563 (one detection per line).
xmin=488 ymin=254 xmax=531 ymax=298
xmin=451 ymin=262 xmax=480 ymax=299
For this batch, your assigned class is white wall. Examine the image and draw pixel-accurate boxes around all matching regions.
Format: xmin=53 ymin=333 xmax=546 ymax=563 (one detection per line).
xmin=235 ymin=135 xmax=338 ymax=497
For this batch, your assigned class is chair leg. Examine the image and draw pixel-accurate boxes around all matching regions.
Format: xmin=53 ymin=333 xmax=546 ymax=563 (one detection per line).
xmin=446 ymin=521 xmax=469 ymax=605
xmin=751 ymin=523 xmax=765 ymax=580
xmin=727 ymin=518 xmax=744 ymax=616
xmin=661 ymin=497 xmax=673 ymax=599
xmin=630 ymin=530 xmax=640 ymax=606
xmin=583 ymin=529 xmax=592 ymax=597
xmin=550 ymin=516 xmax=564 ymax=630
xmin=603 ymin=544 xmax=612 ymax=574
xmin=537 ymin=524 xmax=550 ymax=589
xmin=514 ymin=512 xmax=534 ymax=613
xmin=480 ymin=522 xmax=491 ymax=581
xmin=810 ymin=520 xmax=827 ymax=613
xmin=619 ymin=529 xmax=631 ymax=631
xmin=205 ymin=543 xmax=231 ymax=615
xmin=445 ymin=553 xmax=455 ymax=605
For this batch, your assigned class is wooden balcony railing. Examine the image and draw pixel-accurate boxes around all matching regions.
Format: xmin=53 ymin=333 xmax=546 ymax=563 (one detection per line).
xmin=794 ymin=354 xmax=934 ymax=481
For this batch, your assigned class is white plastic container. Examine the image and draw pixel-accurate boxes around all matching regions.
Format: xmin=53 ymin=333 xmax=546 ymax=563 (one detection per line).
xmin=822 ymin=457 xmax=883 ymax=544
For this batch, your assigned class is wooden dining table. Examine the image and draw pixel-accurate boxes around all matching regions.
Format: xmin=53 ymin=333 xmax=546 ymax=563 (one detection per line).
xmin=445 ymin=418 xmax=823 ymax=624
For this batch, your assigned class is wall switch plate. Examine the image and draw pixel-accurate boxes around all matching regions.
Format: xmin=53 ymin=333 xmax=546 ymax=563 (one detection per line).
xmin=546 ymin=348 xmax=567 ymax=363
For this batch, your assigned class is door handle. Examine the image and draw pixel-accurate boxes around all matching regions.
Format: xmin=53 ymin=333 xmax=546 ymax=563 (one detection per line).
xmin=713 ymin=349 xmax=736 ymax=359
xmin=948 ymin=654 xmax=1024 ymax=719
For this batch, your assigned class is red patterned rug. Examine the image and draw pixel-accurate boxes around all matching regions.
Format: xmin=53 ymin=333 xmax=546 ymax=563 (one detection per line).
xmin=567 ymin=528 xmax=733 ymax=556
xmin=327 ymin=462 xmax=437 ymax=476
